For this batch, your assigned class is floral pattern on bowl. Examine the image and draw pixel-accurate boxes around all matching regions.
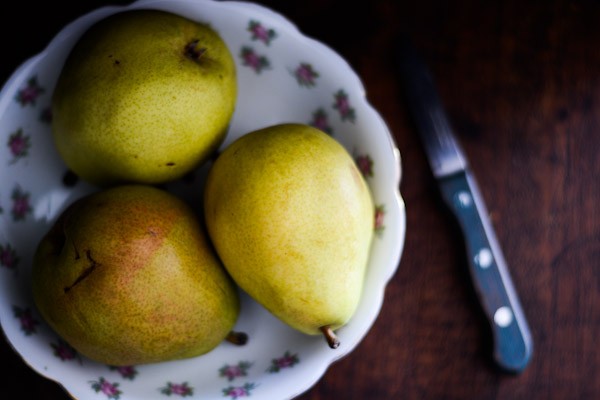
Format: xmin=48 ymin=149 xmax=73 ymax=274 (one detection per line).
xmin=0 ymin=0 xmax=406 ymax=399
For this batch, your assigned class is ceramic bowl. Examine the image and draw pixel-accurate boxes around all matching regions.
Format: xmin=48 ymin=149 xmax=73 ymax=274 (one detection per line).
xmin=0 ymin=0 xmax=406 ymax=398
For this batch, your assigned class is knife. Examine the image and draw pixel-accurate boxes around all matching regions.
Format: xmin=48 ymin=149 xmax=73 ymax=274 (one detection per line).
xmin=396 ymin=38 xmax=533 ymax=373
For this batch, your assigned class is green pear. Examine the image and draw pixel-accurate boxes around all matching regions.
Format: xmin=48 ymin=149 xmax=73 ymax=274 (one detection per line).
xmin=203 ymin=123 xmax=374 ymax=348
xmin=32 ymin=185 xmax=241 ymax=366
xmin=51 ymin=10 xmax=237 ymax=186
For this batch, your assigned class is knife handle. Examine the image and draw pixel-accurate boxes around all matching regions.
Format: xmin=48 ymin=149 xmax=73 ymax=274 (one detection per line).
xmin=438 ymin=170 xmax=533 ymax=373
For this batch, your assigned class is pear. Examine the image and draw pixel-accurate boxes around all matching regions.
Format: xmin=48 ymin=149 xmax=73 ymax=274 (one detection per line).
xmin=203 ymin=123 xmax=374 ymax=348
xmin=31 ymin=185 xmax=241 ymax=366
xmin=51 ymin=10 xmax=237 ymax=186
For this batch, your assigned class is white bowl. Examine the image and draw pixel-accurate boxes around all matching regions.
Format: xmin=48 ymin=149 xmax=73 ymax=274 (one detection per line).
xmin=0 ymin=0 xmax=406 ymax=399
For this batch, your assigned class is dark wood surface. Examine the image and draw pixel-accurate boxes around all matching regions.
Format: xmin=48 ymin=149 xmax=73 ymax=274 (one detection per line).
xmin=2 ymin=1 xmax=599 ymax=399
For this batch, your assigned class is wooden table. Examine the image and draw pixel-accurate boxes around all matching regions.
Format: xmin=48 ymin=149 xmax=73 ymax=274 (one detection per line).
xmin=2 ymin=1 xmax=598 ymax=398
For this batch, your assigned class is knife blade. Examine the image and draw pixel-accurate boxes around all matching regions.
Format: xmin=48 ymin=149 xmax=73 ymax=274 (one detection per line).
xmin=396 ymin=38 xmax=533 ymax=373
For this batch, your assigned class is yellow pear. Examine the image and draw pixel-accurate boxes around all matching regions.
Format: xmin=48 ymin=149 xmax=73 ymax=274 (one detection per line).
xmin=32 ymin=185 xmax=240 ymax=366
xmin=203 ymin=123 xmax=374 ymax=348
xmin=52 ymin=10 xmax=237 ymax=186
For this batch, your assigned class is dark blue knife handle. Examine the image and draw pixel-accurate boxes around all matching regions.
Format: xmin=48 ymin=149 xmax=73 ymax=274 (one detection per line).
xmin=438 ymin=170 xmax=533 ymax=372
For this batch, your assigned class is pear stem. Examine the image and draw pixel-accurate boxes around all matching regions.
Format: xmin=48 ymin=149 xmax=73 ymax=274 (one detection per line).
xmin=184 ymin=39 xmax=207 ymax=62
xmin=320 ymin=326 xmax=340 ymax=349
xmin=226 ymin=331 xmax=248 ymax=346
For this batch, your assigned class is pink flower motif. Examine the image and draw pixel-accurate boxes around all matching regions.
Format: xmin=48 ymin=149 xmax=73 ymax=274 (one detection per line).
xmin=310 ymin=108 xmax=333 ymax=134
xmin=0 ymin=243 xmax=19 ymax=270
xmin=7 ymin=128 xmax=31 ymax=163
xmin=171 ymin=384 xmax=191 ymax=396
xmin=90 ymin=377 xmax=122 ymax=399
xmin=109 ymin=365 xmax=138 ymax=380
xmin=15 ymin=76 xmax=45 ymax=106
xmin=160 ymin=382 xmax=193 ymax=397
xmin=333 ymin=89 xmax=356 ymax=122
xmin=267 ymin=351 xmax=299 ymax=373
xmin=11 ymin=185 xmax=32 ymax=221
xmin=12 ymin=306 xmax=39 ymax=335
xmin=375 ymin=204 xmax=386 ymax=235
xmin=219 ymin=361 xmax=252 ymax=381
xmin=51 ymin=339 xmax=79 ymax=361
xmin=240 ymin=46 xmax=270 ymax=73
xmin=355 ymin=154 xmax=374 ymax=177
xmin=222 ymin=383 xmax=256 ymax=399
xmin=247 ymin=20 xmax=276 ymax=45
xmin=294 ymin=63 xmax=319 ymax=87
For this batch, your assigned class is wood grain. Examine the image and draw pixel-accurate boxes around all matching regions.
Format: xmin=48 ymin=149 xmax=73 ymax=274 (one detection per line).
xmin=1 ymin=1 xmax=599 ymax=399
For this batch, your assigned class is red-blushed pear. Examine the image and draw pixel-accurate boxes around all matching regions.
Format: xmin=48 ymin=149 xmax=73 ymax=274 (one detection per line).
xmin=51 ymin=10 xmax=237 ymax=186
xmin=32 ymin=185 xmax=242 ymax=366
xmin=203 ymin=123 xmax=375 ymax=349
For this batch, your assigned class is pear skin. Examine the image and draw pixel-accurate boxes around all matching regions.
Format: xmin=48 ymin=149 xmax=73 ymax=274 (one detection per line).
xmin=32 ymin=185 xmax=240 ymax=365
xmin=203 ymin=124 xmax=374 ymax=347
xmin=52 ymin=10 xmax=237 ymax=186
